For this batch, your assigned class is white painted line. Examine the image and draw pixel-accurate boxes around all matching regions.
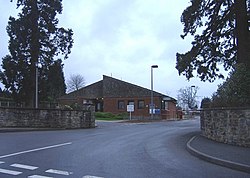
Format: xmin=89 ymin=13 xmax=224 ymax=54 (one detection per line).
xmin=0 ymin=142 xmax=72 ymax=159
xmin=11 ymin=163 xmax=38 ymax=170
xmin=45 ymin=169 xmax=72 ymax=175
xmin=28 ymin=175 xmax=53 ymax=178
xmin=0 ymin=168 xmax=22 ymax=175
xmin=82 ymin=176 xmax=104 ymax=178
xmin=0 ymin=161 xmax=4 ymax=164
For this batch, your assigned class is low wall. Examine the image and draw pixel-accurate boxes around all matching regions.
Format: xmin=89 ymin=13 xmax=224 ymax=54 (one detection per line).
xmin=200 ymin=108 xmax=250 ymax=147
xmin=0 ymin=107 xmax=95 ymax=129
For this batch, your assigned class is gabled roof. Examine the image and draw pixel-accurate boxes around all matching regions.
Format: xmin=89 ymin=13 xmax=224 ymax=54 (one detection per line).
xmin=103 ymin=75 xmax=166 ymax=98
xmin=60 ymin=75 xmax=176 ymax=101
xmin=60 ymin=80 xmax=103 ymax=100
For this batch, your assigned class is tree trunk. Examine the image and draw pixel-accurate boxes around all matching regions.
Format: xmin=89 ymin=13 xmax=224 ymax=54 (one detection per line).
xmin=235 ymin=0 xmax=250 ymax=66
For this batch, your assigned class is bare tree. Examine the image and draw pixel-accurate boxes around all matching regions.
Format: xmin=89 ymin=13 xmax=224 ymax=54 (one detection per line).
xmin=67 ymin=74 xmax=85 ymax=93
xmin=177 ymin=86 xmax=199 ymax=110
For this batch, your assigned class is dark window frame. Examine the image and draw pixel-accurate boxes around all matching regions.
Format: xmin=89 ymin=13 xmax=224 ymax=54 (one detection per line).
xmin=118 ymin=100 xmax=125 ymax=110
xmin=127 ymin=100 xmax=135 ymax=106
xmin=138 ymin=100 xmax=145 ymax=109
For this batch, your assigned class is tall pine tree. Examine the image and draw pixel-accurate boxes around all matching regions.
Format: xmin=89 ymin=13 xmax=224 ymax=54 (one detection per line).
xmin=47 ymin=59 xmax=66 ymax=102
xmin=0 ymin=0 xmax=73 ymax=107
xmin=176 ymin=0 xmax=250 ymax=82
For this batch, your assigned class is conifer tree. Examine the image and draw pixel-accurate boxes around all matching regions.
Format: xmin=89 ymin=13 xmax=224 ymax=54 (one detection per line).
xmin=176 ymin=0 xmax=250 ymax=82
xmin=0 ymin=0 xmax=73 ymax=107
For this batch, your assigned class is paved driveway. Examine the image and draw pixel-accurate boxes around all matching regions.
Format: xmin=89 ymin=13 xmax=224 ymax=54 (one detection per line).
xmin=0 ymin=119 xmax=248 ymax=178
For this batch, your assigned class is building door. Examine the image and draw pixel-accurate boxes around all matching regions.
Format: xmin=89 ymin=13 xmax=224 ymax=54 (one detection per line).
xmin=95 ymin=100 xmax=103 ymax=112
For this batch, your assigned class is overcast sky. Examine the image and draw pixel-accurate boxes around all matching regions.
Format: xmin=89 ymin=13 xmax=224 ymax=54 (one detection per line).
xmin=0 ymin=0 xmax=227 ymax=102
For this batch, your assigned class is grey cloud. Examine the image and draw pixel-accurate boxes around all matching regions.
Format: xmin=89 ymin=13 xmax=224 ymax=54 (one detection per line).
xmin=90 ymin=0 xmax=134 ymax=43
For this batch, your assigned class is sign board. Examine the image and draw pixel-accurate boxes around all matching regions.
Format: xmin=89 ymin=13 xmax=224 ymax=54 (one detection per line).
xmin=127 ymin=105 xmax=134 ymax=112
xmin=155 ymin=109 xmax=161 ymax=114
xmin=149 ymin=109 xmax=161 ymax=114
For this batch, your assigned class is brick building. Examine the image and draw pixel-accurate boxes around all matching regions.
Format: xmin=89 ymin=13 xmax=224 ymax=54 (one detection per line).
xmin=59 ymin=75 xmax=177 ymax=119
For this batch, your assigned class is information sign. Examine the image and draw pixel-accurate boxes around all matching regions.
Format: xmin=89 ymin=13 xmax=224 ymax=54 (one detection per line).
xmin=127 ymin=105 xmax=134 ymax=112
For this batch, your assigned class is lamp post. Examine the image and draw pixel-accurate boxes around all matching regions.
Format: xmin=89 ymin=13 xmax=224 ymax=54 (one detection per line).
xmin=189 ymin=85 xmax=195 ymax=118
xmin=35 ymin=62 xmax=41 ymax=108
xmin=151 ymin=65 xmax=158 ymax=119
xmin=191 ymin=85 xmax=195 ymax=108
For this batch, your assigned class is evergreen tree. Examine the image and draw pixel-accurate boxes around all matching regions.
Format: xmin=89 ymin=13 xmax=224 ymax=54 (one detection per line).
xmin=200 ymin=97 xmax=211 ymax=108
xmin=176 ymin=0 xmax=250 ymax=82
xmin=0 ymin=0 xmax=73 ymax=107
xmin=47 ymin=59 xmax=66 ymax=102
xmin=212 ymin=64 xmax=250 ymax=107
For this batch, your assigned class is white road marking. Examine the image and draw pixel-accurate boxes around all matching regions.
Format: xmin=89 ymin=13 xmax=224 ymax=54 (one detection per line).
xmin=11 ymin=163 xmax=38 ymax=170
xmin=45 ymin=169 xmax=72 ymax=175
xmin=0 ymin=161 xmax=4 ymax=164
xmin=28 ymin=175 xmax=53 ymax=178
xmin=0 ymin=168 xmax=22 ymax=175
xmin=82 ymin=176 xmax=104 ymax=178
xmin=0 ymin=142 xmax=72 ymax=159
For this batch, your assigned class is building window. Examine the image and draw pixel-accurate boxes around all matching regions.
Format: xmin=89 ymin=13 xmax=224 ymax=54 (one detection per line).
xmin=128 ymin=100 xmax=134 ymax=106
xmin=164 ymin=101 xmax=169 ymax=110
xmin=138 ymin=100 xmax=145 ymax=109
xmin=118 ymin=100 xmax=125 ymax=110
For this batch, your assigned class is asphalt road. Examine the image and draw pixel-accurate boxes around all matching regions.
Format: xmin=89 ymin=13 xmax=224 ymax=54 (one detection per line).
xmin=0 ymin=119 xmax=249 ymax=178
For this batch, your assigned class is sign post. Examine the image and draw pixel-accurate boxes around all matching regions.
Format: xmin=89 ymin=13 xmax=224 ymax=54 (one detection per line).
xmin=149 ymin=104 xmax=155 ymax=114
xmin=127 ymin=105 xmax=134 ymax=120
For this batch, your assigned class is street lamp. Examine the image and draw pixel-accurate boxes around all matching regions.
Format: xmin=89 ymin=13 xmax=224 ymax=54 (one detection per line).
xmin=35 ymin=62 xmax=42 ymax=108
xmin=151 ymin=65 xmax=158 ymax=119
xmin=189 ymin=85 xmax=195 ymax=118
xmin=189 ymin=85 xmax=195 ymax=109
xmin=191 ymin=85 xmax=195 ymax=106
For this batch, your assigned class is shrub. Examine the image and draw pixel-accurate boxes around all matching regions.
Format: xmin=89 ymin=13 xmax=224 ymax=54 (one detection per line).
xmin=116 ymin=113 xmax=128 ymax=120
xmin=95 ymin=112 xmax=114 ymax=118
xmin=201 ymin=97 xmax=212 ymax=108
xmin=95 ymin=112 xmax=128 ymax=120
xmin=212 ymin=64 xmax=250 ymax=107
xmin=70 ymin=103 xmax=82 ymax=110
xmin=63 ymin=105 xmax=73 ymax=110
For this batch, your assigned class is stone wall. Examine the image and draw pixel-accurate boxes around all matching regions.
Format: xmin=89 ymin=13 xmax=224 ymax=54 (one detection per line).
xmin=0 ymin=107 xmax=95 ymax=129
xmin=200 ymin=108 xmax=250 ymax=147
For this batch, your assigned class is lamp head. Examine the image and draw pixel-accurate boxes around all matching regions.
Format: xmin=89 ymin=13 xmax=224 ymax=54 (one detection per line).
xmin=151 ymin=65 xmax=158 ymax=68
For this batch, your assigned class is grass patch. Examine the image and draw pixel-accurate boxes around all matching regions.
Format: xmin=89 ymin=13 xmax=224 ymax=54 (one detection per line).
xmin=95 ymin=112 xmax=128 ymax=121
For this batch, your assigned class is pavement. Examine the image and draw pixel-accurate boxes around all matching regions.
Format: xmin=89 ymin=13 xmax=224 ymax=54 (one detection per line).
xmin=0 ymin=127 xmax=249 ymax=174
xmin=187 ymin=134 xmax=250 ymax=174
